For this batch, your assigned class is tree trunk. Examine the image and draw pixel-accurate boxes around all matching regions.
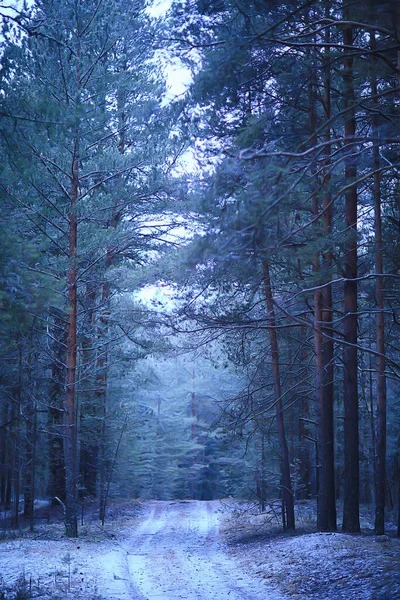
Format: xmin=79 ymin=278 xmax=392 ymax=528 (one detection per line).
xmin=262 ymin=259 xmax=295 ymax=531
xmin=23 ymin=399 xmax=36 ymax=524
xmin=0 ymin=381 xmax=13 ymax=511
xmin=309 ymin=86 xmax=326 ymax=528
xmin=23 ymin=343 xmax=38 ymax=527
xmin=298 ymin=383 xmax=312 ymax=498
xmin=11 ymin=341 xmax=23 ymax=529
xmin=98 ymin=95 xmax=126 ymax=519
xmin=318 ymin=12 xmax=337 ymax=531
xmin=23 ymin=399 xmax=37 ymax=532
xmin=191 ymin=383 xmax=197 ymax=500
xmin=97 ymin=252 xmax=112 ymax=522
xmin=0 ymin=396 xmax=8 ymax=507
xmin=259 ymin=431 xmax=268 ymax=510
xmin=80 ymin=284 xmax=98 ymax=498
xmin=100 ymin=418 xmax=126 ymax=527
xmin=48 ymin=308 xmax=67 ymax=505
xmin=98 ymin=401 xmax=107 ymax=525
xmin=95 ymin=79 xmax=127 ymax=524
xmin=370 ymin=31 xmax=387 ymax=536
xmin=64 ymin=136 xmax=79 ymax=538
xmin=342 ymin=14 xmax=360 ymax=534
xmin=398 ymin=433 xmax=400 ymax=537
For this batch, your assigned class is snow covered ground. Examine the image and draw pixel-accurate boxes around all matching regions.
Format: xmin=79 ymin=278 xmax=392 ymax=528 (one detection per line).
xmin=0 ymin=500 xmax=399 ymax=599
xmin=224 ymin=501 xmax=400 ymax=600
xmin=0 ymin=500 xmax=284 ymax=599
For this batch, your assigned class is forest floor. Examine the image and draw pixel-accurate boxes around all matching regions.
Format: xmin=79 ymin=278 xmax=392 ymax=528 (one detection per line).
xmin=0 ymin=499 xmax=399 ymax=600
xmin=224 ymin=499 xmax=400 ymax=600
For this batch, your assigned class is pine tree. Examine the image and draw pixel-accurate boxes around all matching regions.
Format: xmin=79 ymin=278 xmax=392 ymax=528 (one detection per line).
xmin=1 ymin=0 xmax=182 ymax=535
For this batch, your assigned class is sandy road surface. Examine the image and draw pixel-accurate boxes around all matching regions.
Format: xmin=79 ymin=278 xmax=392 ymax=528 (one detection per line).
xmin=97 ymin=500 xmax=284 ymax=600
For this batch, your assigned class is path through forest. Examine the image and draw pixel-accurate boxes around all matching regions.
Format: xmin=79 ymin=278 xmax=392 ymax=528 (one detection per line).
xmin=2 ymin=499 xmax=398 ymax=599
xmin=96 ymin=500 xmax=284 ymax=599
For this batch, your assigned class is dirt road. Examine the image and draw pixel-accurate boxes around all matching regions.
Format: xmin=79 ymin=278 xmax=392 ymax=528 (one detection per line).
xmin=0 ymin=500 xmax=285 ymax=599
xmin=1 ymin=501 xmax=398 ymax=599
xmin=96 ymin=500 xmax=284 ymax=600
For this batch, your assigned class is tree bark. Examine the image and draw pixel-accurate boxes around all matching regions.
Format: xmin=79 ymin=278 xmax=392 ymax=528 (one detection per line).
xmin=80 ymin=283 xmax=98 ymax=498
xmin=190 ymin=379 xmax=197 ymax=500
xmin=298 ymin=329 xmax=312 ymax=498
xmin=0 ymin=396 xmax=9 ymax=507
xmin=11 ymin=340 xmax=23 ymax=529
xmin=97 ymin=343 xmax=108 ymax=525
xmin=98 ymin=87 xmax=126 ymax=520
xmin=262 ymin=259 xmax=295 ymax=531
xmin=48 ymin=308 xmax=67 ymax=505
xmin=23 ymin=352 xmax=37 ymax=527
xmin=23 ymin=398 xmax=37 ymax=532
xmin=370 ymin=31 xmax=387 ymax=536
xmin=318 ymin=11 xmax=337 ymax=531
xmin=342 ymin=14 xmax=360 ymax=534
xmin=64 ymin=137 xmax=79 ymax=538
xmin=98 ymin=246 xmax=113 ymax=523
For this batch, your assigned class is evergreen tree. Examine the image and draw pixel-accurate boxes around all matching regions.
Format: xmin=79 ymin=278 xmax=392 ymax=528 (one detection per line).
xmin=0 ymin=0 xmax=184 ymax=535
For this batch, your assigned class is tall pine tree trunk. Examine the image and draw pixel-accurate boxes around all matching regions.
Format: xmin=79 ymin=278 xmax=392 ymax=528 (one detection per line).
xmin=298 ymin=327 xmax=312 ymax=498
xmin=98 ymin=237 xmax=115 ymax=522
xmin=370 ymin=31 xmax=387 ymax=536
xmin=23 ymin=399 xmax=37 ymax=532
xmin=80 ymin=284 xmax=98 ymax=498
xmin=97 ymin=337 xmax=108 ymax=525
xmin=11 ymin=341 xmax=22 ymax=529
xmin=309 ymin=73 xmax=327 ymax=529
xmin=0 ymin=394 xmax=9 ymax=508
xmin=98 ymin=87 xmax=126 ymax=521
xmin=262 ymin=259 xmax=295 ymax=531
xmin=23 ymin=347 xmax=37 ymax=529
xmin=48 ymin=308 xmax=67 ymax=505
xmin=342 ymin=13 xmax=360 ymax=534
xmin=318 ymin=11 xmax=337 ymax=531
xmin=64 ymin=136 xmax=79 ymax=538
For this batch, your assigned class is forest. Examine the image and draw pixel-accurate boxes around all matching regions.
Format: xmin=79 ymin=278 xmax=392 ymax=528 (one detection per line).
xmin=0 ymin=0 xmax=399 ymax=549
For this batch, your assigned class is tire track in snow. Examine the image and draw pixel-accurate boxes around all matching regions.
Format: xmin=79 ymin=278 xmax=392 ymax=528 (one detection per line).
xmin=125 ymin=500 xmax=285 ymax=600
